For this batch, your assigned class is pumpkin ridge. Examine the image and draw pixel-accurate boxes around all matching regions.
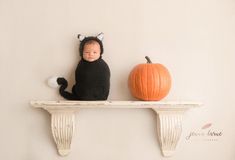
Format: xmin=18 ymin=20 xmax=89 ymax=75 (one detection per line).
xmin=145 ymin=64 xmax=149 ymax=100
xmin=150 ymin=66 xmax=156 ymax=100
xmin=133 ymin=68 xmax=139 ymax=99
xmin=148 ymin=65 xmax=152 ymax=100
xmin=155 ymin=64 xmax=161 ymax=100
xmin=151 ymin=64 xmax=157 ymax=100
xmin=139 ymin=66 xmax=145 ymax=99
xmin=136 ymin=66 xmax=142 ymax=99
xmin=158 ymin=64 xmax=171 ymax=99
xmin=159 ymin=64 xmax=167 ymax=100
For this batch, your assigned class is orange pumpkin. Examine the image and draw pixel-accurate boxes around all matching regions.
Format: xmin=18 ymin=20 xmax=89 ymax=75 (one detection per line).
xmin=128 ymin=56 xmax=171 ymax=101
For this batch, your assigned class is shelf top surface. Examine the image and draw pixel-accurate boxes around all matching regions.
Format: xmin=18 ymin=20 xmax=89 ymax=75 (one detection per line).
xmin=30 ymin=100 xmax=202 ymax=109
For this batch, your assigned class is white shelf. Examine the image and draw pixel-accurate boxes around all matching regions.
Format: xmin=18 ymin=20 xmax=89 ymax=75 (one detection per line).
xmin=31 ymin=100 xmax=202 ymax=157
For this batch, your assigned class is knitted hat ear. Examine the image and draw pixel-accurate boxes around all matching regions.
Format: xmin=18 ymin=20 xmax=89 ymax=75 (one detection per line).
xmin=78 ymin=34 xmax=86 ymax=41
xmin=97 ymin=32 xmax=104 ymax=41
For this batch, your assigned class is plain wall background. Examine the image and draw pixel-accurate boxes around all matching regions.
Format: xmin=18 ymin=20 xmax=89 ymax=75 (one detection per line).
xmin=0 ymin=0 xmax=235 ymax=159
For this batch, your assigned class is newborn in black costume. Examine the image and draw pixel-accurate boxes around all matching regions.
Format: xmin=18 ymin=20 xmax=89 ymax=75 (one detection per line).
xmin=56 ymin=33 xmax=110 ymax=100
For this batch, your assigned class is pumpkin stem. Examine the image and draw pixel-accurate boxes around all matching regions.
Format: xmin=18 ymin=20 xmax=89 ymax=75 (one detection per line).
xmin=145 ymin=56 xmax=152 ymax=63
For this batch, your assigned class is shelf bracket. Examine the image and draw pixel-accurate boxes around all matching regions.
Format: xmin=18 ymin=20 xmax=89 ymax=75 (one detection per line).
xmin=152 ymin=109 xmax=185 ymax=157
xmin=50 ymin=111 xmax=75 ymax=156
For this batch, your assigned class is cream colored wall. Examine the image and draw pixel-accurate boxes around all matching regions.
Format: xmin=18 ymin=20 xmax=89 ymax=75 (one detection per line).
xmin=0 ymin=0 xmax=235 ymax=159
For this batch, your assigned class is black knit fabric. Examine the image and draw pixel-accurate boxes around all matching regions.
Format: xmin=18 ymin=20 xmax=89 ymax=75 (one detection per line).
xmin=77 ymin=57 xmax=110 ymax=100
xmin=57 ymin=35 xmax=110 ymax=100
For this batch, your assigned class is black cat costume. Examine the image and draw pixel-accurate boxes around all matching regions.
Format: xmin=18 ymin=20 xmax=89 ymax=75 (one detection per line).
xmin=57 ymin=33 xmax=110 ymax=100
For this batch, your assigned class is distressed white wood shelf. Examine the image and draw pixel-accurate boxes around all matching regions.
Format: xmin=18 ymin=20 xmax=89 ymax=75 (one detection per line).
xmin=30 ymin=100 xmax=201 ymax=157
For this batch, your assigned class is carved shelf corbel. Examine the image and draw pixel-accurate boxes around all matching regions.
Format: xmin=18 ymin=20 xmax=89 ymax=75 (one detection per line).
xmin=30 ymin=100 xmax=201 ymax=157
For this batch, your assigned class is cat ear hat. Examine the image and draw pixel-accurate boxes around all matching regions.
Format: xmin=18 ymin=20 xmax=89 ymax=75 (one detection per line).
xmin=78 ymin=32 xmax=104 ymax=57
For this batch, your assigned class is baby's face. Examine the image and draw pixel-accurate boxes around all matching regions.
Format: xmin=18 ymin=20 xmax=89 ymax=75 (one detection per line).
xmin=83 ymin=42 xmax=101 ymax=62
